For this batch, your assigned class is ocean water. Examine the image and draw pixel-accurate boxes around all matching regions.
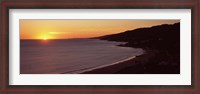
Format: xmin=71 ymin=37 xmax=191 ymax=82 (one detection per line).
xmin=20 ymin=39 xmax=143 ymax=74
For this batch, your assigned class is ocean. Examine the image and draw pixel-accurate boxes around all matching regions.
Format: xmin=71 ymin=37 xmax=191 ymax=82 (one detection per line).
xmin=20 ymin=39 xmax=143 ymax=74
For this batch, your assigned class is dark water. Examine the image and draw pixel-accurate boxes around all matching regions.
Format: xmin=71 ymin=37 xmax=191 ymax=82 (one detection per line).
xmin=20 ymin=39 xmax=143 ymax=74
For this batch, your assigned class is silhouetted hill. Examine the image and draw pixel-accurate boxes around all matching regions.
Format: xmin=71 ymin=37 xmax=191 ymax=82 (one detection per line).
xmin=98 ymin=23 xmax=180 ymax=51
xmin=87 ymin=22 xmax=180 ymax=74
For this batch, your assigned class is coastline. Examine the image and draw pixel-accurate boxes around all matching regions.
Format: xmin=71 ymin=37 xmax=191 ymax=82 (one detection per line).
xmin=82 ymin=49 xmax=180 ymax=74
xmin=67 ymin=55 xmax=137 ymax=74
xmin=82 ymin=23 xmax=180 ymax=74
xmin=81 ymin=49 xmax=150 ymax=74
xmin=62 ymin=44 xmax=143 ymax=74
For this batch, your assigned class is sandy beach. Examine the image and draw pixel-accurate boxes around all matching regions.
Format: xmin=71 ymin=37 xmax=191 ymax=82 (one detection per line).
xmin=82 ymin=49 xmax=180 ymax=74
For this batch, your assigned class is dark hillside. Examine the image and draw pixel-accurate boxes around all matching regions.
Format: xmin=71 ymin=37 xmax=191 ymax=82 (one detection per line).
xmin=98 ymin=23 xmax=180 ymax=51
xmin=91 ymin=23 xmax=180 ymax=74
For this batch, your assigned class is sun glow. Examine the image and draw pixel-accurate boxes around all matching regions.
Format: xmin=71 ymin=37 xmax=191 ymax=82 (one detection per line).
xmin=20 ymin=20 xmax=180 ymax=40
xmin=43 ymin=38 xmax=47 ymax=40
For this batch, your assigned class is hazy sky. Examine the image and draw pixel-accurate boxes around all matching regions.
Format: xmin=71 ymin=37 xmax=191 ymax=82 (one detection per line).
xmin=20 ymin=20 xmax=179 ymax=40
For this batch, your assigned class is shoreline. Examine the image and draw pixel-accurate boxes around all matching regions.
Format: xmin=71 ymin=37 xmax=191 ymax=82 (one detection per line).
xmin=60 ymin=39 xmax=143 ymax=74
xmin=82 ymin=49 xmax=180 ymax=74
xmin=82 ymin=49 xmax=153 ymax=74
xmin=67 ymin=55 xmax=137 ymax=74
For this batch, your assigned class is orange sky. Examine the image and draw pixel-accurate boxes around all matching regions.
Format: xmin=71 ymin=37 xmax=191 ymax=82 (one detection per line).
xmin=20 ymin=20 xmax=179 ymax=40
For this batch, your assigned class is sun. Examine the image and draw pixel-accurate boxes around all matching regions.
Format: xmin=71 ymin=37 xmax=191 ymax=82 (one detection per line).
xmin=43 ymin=37 xmax=47 ymax=40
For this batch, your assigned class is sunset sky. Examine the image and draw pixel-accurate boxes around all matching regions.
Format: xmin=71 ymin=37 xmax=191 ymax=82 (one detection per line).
xmin=20 ymin=20 xmax=179 ymax=40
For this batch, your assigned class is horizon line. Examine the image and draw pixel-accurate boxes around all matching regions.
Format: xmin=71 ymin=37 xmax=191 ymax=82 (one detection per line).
xmin=20 ymin=38 xmax=90 ymax=40
xmin=20 ymin=22 xmax=180 ymax=40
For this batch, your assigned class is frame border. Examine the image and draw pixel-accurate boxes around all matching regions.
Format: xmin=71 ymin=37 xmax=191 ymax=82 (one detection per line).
xmin=1 ymin=0 xmax=199 ymax=94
